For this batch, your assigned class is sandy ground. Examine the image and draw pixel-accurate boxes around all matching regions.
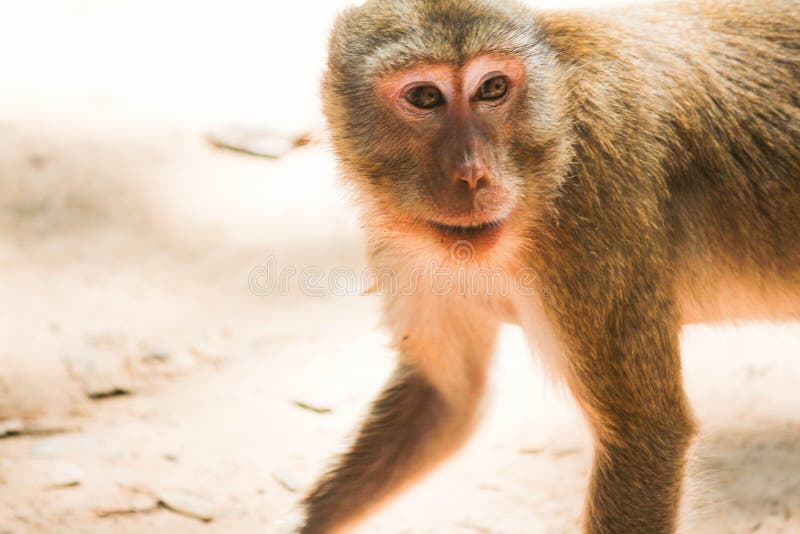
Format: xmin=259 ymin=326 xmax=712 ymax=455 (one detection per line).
xmin=0 ymin=1 xmax=798 ymax=533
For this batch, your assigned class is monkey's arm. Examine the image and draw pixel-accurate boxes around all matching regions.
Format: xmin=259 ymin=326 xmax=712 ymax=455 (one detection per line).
xmin=301 ymin=300 xmax=499 ymax=534
xmin=534 ymin=201 xmax=697 ymax=533
xmin=565 ymin=286 xmax=696 ymax=534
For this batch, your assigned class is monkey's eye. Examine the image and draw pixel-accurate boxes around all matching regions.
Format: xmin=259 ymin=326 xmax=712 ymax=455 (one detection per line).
xmin=477 ymin=76 xmax=509 ymax=101
xmin=405 ymin=85 xmax=444 ymax=109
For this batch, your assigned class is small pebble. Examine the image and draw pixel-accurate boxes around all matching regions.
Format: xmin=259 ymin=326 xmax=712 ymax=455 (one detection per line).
xmin=157 ymin=491 xmax=215 ymax=522
xmin=93 ymin=490 xmax=158 ymax=518
xmin=0 ymin=419 xmax=23 ymax=438
xmin=291 ymin=400 xmax=333 ymax=415
xmin=48 ymin=461 xmax=84 ymax=488
xmin=272 ymin=470 xmax=301 ymax=493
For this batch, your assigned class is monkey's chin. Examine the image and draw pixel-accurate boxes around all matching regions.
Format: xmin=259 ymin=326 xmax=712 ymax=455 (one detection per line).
xmin=428 ymin=219 xmax=506 ymax=248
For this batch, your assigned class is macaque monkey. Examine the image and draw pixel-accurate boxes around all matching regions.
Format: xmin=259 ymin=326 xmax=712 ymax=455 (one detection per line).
xmin=298 ymin=0 xmax=800 ymax=532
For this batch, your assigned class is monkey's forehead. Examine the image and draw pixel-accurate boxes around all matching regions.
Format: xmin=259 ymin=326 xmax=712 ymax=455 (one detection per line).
xmin=329 ymin=0 xmax=542 ymax=76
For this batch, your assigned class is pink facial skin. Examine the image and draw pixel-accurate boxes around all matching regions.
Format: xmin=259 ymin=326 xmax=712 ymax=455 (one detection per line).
xmin=376 ymin=55 xmax=527 ymax=115
xmin=374 ymin=55 xmax=528 ymax=251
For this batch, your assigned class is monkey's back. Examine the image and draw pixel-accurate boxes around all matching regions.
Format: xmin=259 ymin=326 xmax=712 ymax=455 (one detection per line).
xmin=539 ymin=0 xmax=800 ymax=308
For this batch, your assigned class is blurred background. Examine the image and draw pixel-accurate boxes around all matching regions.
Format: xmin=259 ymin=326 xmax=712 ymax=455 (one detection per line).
xmin=0 ymin=1 xmax=798 ymax=532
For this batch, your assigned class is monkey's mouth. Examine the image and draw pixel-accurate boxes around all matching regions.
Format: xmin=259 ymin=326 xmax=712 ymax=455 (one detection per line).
xmin=429 ymin=219 xmax=505 ymax=238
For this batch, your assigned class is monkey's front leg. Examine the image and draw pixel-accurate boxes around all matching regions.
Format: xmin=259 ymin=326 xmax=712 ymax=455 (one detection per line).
xmin=300 ymin=304 xmax=499 ymax=534
xmin=555 ymin=282 xmax=697 ymax=533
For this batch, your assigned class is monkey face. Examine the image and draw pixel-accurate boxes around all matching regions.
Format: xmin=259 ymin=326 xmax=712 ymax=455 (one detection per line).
xmin=370 ymin=54 xmax=527 ymax=246
xmin=322 ymin=0 xmax=572 ymax=258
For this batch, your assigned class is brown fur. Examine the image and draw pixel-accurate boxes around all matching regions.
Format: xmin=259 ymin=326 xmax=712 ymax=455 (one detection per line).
xmin=301 ymin=1 xmax=800 ymax=532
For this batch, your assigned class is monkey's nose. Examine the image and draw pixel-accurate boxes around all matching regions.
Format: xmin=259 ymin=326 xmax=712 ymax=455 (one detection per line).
xmin=455 ymin=165 xmax=489 ymax=192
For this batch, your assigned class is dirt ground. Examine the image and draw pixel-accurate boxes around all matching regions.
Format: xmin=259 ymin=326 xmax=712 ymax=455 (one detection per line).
xmin=1 ymin=1 xmax=798 ymax=533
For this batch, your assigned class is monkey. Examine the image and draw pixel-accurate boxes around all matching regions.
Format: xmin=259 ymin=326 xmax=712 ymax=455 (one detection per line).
xmin=297 ymin=0 xmax=800 ymax=532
